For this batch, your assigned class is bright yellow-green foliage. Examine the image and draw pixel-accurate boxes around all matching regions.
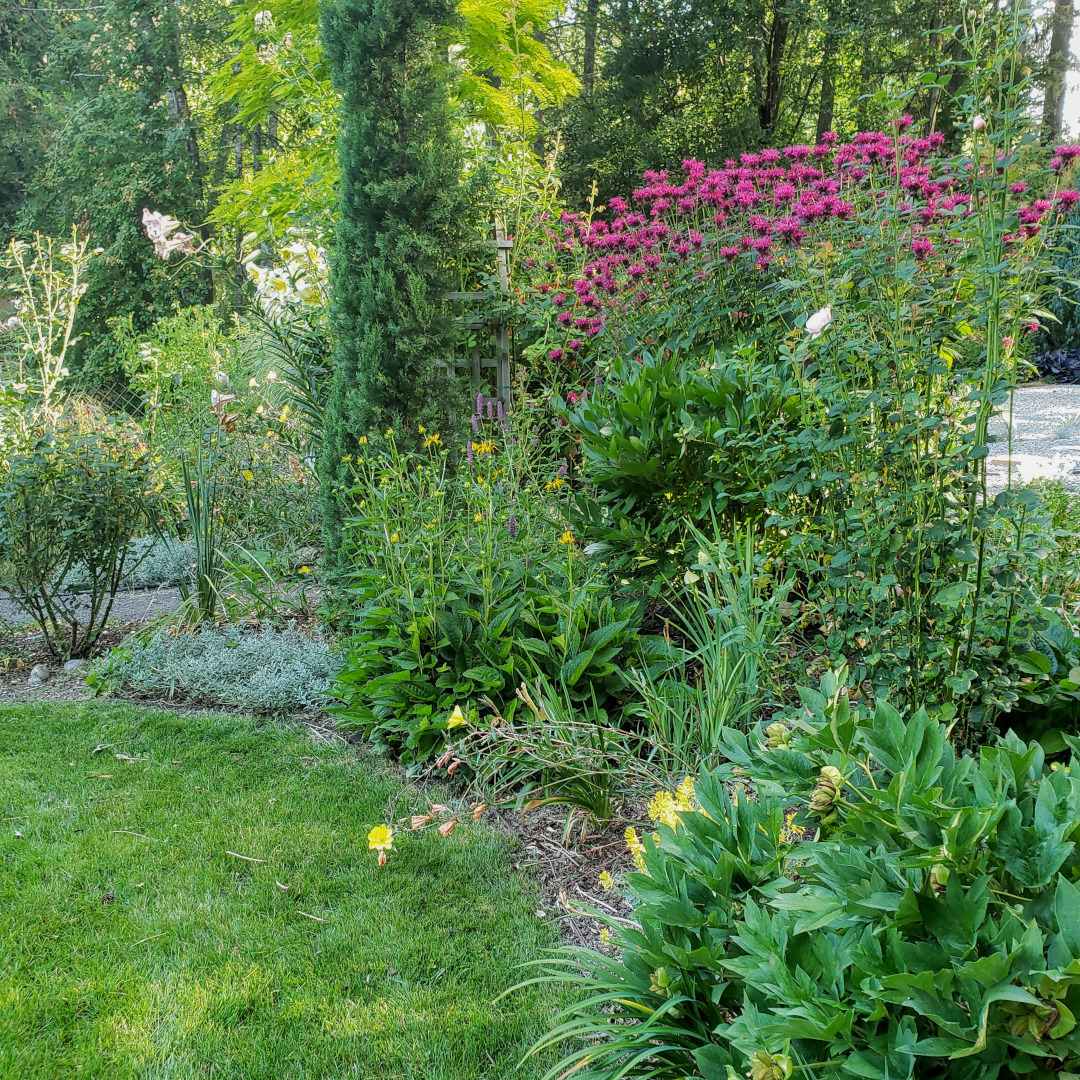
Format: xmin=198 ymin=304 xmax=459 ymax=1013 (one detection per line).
xmin=0 ymin=703 xmax=564 ymax=1078
xmin=456 ymin=0 xmax=579 ymax=133
xmin=208 ymin=0 xmax=577 ymax=243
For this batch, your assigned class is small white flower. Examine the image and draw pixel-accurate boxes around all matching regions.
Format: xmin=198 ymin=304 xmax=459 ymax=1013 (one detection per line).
xmin=213 ymin=370 xmax=230 ymax=386
xmin=972 ymin=114 xmax=986 ymax=132
xmin=253 ymin=8 xmax=273 ymax=31
xmin=805 ymin=304 xmax=832 ymax=338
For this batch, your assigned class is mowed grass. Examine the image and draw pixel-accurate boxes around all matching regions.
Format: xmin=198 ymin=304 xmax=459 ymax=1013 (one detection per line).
xmin=0 ymin=703 xmax=564 ymax=1079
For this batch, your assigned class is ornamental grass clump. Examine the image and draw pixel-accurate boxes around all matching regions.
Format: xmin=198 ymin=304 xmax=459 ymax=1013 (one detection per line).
xmin=524 ymin=667 xmax=1080 ymax=1079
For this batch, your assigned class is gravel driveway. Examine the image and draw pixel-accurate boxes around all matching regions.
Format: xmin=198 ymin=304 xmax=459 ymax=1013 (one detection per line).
xmin=0 ymin=586 xmax=183 ymax=630
xmin=986 ymin=384 xmax=1080 ymax=493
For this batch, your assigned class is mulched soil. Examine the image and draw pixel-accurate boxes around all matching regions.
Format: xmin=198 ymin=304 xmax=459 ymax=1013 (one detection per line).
xmin=489 ymin=803 xmax=639 ymax=950
xmin=0 ymin=624 xmax=134 ymax=705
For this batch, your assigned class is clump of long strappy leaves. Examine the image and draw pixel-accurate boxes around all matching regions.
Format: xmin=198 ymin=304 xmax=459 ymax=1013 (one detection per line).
xmin=523 ymin=668 xmax=1080 ymax=1080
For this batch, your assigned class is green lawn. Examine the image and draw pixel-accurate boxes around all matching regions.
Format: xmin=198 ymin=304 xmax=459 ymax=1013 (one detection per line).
xmin=0 ymin=703 xmax=563 ymax=1079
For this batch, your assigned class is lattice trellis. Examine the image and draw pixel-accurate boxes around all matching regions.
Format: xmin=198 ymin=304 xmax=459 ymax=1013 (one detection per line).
xmin=439 ymin=221 xmax=512 ymax=414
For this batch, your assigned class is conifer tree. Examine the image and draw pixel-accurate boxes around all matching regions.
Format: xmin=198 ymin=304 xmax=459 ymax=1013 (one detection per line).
xmin=319 ymin=0 xmax=472 ymax=564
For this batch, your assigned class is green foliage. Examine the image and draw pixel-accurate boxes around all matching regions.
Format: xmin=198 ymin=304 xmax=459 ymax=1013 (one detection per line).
xmin=318 ymin=0 xmax=478 ymax=564
xmin=328 ymin=429 xmax=671 ymax=767
xmin=448 ymin=677 xmax=662 ymax=841
xmin=0 ymin=419 xmax=157 ymax=657
xmin=629 ymin=524 xmax=793 ymax=774
xmin=456 ymin=0 xmax=579 ymax=134
xmin=565 ymin=344 xmax=800 ymax=568
xmin=531 ymin=669 xmax=1080 ymax=1080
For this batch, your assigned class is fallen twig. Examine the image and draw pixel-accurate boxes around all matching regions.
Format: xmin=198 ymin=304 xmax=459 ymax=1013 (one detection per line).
xmin=131 ymin=932 xmax=166 ymax=947
xmin=296 ymin=910 xmax=327 ymax=923
xmin=225 ymin=850 xmax=266 ymax=863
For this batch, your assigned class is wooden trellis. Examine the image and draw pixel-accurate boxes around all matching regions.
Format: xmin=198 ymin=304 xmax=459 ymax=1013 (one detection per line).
xmin=440 ymin=222 xmax=512 ymax=414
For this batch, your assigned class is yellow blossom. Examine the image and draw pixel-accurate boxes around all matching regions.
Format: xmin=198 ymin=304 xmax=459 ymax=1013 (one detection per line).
xmin=474 ymin=513 xmax=483 ymax=522
xmin=385 ymin=427 xmax=394 ymax=437
xmin=447 ymin=705 xmax=466 ymax=729
xmin=559 ymin=530 xmax=575 ymax=545
xmin=423 ymin=433 xmax=442 ymax=448
xmin=599 ymin=870 xmax=614 ymax=891
xmin=647 ymin=778 xmax=697 ymax=830
xmin=418 ymin=425 xmax=426 ymax=434
xmin=624 ymin=826 xmax=647 ymax=873
xmin=389 ymin=533 xmax=400 ymax=543
xmin=298 ymin=566 xmax=310 ymax=575
xmin=545 ymin=476 xmax=566 ymax=490
xmin=599 ymin=927 xmax=613 ymax=945
xmin=341 ymin=454 xmax=352 ymax=463
xmin=242 ymin=469 xmax=254 ymax=482
xmin=357 ymin=435 xmax=368 ymax=446
xmin=664 ymin=492 xmax=673 ymax=500
xmin=367 ymin=824 xmax=394 ymax=852
xmin=472 ymin=439 xmax=496 ymax=456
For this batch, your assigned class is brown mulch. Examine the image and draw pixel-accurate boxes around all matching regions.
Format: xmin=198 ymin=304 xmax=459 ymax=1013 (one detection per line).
xmin=487 ymin=802 xmax=639 ymax=950
xmin=0 ymin=623 xmax=137 ymax=705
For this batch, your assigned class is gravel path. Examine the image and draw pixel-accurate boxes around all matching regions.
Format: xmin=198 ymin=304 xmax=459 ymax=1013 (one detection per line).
xmin=0 ymin=586 xmax=184 ymax=630
xmin=987 ymin=384 xmax=1080 ymax=492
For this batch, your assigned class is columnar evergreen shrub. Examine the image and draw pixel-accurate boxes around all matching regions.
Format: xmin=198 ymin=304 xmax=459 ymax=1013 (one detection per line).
xmin=318 ymin=0 xmax=476 ymax=565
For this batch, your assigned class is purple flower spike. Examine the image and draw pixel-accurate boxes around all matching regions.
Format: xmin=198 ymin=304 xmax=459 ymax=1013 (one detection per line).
xmin=508 ymin=513 xmax=518 ymax=538
xmin=486 ymin=400 xmax=493 ymax=419
xmin=476 ymin=392 xmax=484 ymax=416
xmin=496 ymin=399 xmax=504 ymax=421
xmin=558 ymin=463 xmax=568 ymax=476
xmin=595 ymin=364 xmax=603 ymax=387
xmin=466 ymin=441 xmax=474 ymax=466
xmin=472 ymin=414 xmax=480 ymax=433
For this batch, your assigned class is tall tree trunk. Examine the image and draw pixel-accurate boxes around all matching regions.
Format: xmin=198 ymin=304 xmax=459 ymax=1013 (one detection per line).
xmin=759 ymin=0 xmax=790 ymax=134
xmin=582 ymin=0 xmax=600 ymax=99
xmin=1042 ymin=0 xmax=1074 ymax=144
xmin=816 ymin=0 xmax=839 ymax=139
xmin=926 ymin=15 xmax=943 ymax=132
xmin=936 ymin=34 xmax=967 ymax=151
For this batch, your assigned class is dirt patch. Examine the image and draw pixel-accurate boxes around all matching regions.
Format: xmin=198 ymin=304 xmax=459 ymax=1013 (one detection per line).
xmin=0 ymin=624 xmax=137 ymax=705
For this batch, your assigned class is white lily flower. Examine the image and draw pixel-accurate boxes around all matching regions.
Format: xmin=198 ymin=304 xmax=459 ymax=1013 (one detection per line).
xmin=805 ymin=304 xmax=832 ymax=338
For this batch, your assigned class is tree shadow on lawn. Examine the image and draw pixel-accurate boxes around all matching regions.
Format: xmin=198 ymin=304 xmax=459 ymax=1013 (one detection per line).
xmin=0 ymin=702 xmax=566 ymax=1079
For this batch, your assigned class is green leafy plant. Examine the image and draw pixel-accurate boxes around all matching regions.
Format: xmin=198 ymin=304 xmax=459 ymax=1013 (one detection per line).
xmin=177 ymin=443 xmax=224 ymax=625
xmin=526 ymin=668 xmax=1080 ymax=1079
xmin=630 ymin=523 xmax=793 ymax=774
xmin=0 ymin=419 xmax=157 ymax=657
xmin=329 ymin=427 xmax=672 ymax=767
xmin=442 ymin=678 xmax=660 ymax=843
